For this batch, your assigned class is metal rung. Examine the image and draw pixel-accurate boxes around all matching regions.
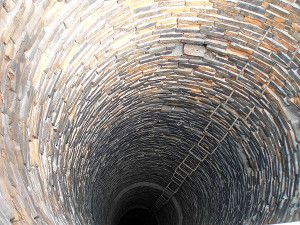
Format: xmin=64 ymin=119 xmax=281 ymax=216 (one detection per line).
xmin=211 ymin=118 xmax=223 ymax=127
xmin=198 ymin=145 xmax=212 ymax=155
xmin=209 ymin=104 xmax=221 ymax=118
xmin=179 ymin=162 xmax=193 ymax=175
xmin=197 ymin=135 xmax=219 ymax=155
xmin=197 ymin=130 xmax=213 ymax=147
xmin=239 ymin=62 xmax=249 ymax=74
xmin=180 ymin=161 xmax=193 ymax=172
xmin=182 ymin=153 xmax=200 ymax=170
xmin=208 ymin=143 xmax=220 ymax=155
xmin=166 ymin=186 xmax=178 ymax=195
xmin=162 ymin=188 xmax=174 ymax=197
xmin=189 ymin=145 xmax=209 ymax=161
xmin=244 ymin=106 xmax=255 ymax=120
xmin=167 ymin=180 xmax=180 ymax=192
xmin=189 ymin=149 xmax=202 ymax=161
xmin=174 ymin=170 xmax=187 ymax=181
xmin=175 ymin=166 xmax=189 ymax=178
xmin=205 ymin=130 xmax=219 ymax=142
xmin=198 ymin=154 xmax=208 ymax=162
xmin=219 ymin=132 xmax=228 ymax=142
xmin=210 ymin=92 xmax=234 ymax=119
xmin=203 ymin=121 xmax=212 ymax=133
xmin=172 ymin=174 xmax=185 ymax=185
xmin=161 ymin=192 xmax=170 ymax=201
xmin=210 ymin=115 xmax=234 ymax=131
xmin=197 ymin=136 xmax=205 ymax=147
xmin=190 ymin=152 xmax=207 ymax=164
xmin=229 ymin=117 xmax=238 ymax=130
xmin=173 ymin=172 xmax=186 ymax=181
xmin=225 ymin=91 xmax=234 ymax=103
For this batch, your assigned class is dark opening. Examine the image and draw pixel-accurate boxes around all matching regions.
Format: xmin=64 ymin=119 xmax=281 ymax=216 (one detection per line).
xmin=118 ymin=208 xmax=159 ymax=225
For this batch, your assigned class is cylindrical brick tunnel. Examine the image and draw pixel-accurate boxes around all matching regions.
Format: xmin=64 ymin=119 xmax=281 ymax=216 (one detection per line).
xmin=0 ymin=0 xmax=300 ymax=224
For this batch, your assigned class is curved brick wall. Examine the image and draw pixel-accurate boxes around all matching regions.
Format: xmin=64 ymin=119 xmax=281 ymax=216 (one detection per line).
xmin=0 ymin=0 xmax=299 ymax=224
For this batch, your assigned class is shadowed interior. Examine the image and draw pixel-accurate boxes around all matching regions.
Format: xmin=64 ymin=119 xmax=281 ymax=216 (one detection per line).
xmin=0 ymin=0 xmax=299 ymax=225
xmin=118 ymin=208 xmax=158 ymax=225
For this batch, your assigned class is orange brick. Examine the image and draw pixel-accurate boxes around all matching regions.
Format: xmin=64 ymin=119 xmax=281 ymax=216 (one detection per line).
xmin=196 ymin=65 xmax=216 ymax=74
xmin=225 ymin=30 xmax=238 ymax=37
xmin=244 ymin=16 xmax=264 ymax=28
xmin=274 ymin=16 xmax=286 ymax=23
xmin=228 ymin=45 xmax=253 ymax=55
xmin=277 ymin=38 xmax=296 ymax=52
xmin=260 ymin=42 xmax=278 ymax=53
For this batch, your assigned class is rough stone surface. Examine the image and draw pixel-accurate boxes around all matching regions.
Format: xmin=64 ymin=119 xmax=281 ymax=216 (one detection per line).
xmin=0 ymin=0 xmax=299 ymax=225
xmin=183 ymin=44 xmax=207 ymax=57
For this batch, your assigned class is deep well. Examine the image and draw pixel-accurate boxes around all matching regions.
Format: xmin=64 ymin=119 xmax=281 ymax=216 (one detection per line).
xmin=0 ymin=0 xmax=300 ymax=224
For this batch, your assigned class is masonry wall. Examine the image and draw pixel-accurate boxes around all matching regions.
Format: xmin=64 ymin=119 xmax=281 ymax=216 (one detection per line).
xmin=0 ymin=0 xmax=299 ymax=224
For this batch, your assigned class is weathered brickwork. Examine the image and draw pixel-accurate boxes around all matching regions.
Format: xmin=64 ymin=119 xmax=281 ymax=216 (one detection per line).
xmin=0 ymin=0 xmax=299 ymax=224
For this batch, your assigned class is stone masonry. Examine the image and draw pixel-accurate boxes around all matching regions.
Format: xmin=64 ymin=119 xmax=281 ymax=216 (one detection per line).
xmin=0 ymin=0 xmax=300 ymax=224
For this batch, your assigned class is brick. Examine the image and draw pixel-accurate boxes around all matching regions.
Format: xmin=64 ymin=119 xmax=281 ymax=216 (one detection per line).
xmin=183 ymin=44 xmax=206 ymax=56
xmin=0 ymin=1 xmax=299 ymax=225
